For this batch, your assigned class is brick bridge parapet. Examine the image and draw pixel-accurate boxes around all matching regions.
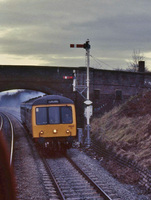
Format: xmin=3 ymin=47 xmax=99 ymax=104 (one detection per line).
xmin=0 ymin=65 xmax=151 ymax=125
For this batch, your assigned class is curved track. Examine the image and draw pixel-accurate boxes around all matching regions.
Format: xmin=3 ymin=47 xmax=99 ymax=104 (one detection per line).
xmin=0 ymin=112 xmax=16 ymax=200
xmin=0 ymin=112 xmax=14 ymax=166
xmin=0 ymin=115 xmax=3 ymax=130
xmin=0 ymin=110 xmax=114 ymax=199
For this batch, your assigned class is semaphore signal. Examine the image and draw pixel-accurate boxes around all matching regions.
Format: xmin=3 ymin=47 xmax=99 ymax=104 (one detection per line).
xmin=70 ymin=40 xmax=90 ymax=50
xmin=70 ymin=44 xmax=84 ymax=48
xmin=70 ymin=39 xmax=92 ymax=147
xmin=63 ymin=76 xmax=73 ymax=79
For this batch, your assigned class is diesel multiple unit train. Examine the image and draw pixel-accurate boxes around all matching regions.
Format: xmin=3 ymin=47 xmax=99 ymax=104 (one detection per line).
xmin=20 ymin=95 xmax=77 ymax=151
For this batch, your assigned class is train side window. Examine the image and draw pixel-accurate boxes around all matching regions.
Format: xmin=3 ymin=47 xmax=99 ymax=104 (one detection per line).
xmin=48 ymin=107 xmax=60 ymax=124
xmin=61 ymin=106 xmax=72 ymax=124
xmin=36 ymin=107 xmax=47 ymax=125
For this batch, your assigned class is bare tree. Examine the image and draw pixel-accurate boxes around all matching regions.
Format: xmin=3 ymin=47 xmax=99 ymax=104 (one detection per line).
xmin=127 ymin=50 xmax=145 ymax=72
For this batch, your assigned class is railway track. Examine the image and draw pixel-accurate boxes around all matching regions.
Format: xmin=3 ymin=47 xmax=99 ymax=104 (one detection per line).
xmin=0 ymin=112 xmax=14 ymax=166
xmin=41 ymin=153 xmax=112 ymax=200
xmin=1 ymin=110 xmax=147 ymax=199
xmin=0 ymin=111 xmax=120 ymax=199
xmin=0 ymin=111 xmax=16 ymax=200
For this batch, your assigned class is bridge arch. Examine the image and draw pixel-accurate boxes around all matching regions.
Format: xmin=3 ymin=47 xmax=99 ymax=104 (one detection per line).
xmin=0 ymin=65 xmax=75 ymax=98
xmin=0 ymin=64 xmax=150 ymax=127
xmin=0 ymin=82 xmax=61 ymax=95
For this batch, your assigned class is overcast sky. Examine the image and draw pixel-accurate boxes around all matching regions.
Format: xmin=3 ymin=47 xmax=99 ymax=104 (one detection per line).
xmin=0 ymin=0 xmax=151 ymax=70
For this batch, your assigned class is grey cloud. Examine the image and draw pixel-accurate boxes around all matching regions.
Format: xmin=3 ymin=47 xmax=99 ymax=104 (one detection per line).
xmin=0 ymin=0 xmax=151 ymax=69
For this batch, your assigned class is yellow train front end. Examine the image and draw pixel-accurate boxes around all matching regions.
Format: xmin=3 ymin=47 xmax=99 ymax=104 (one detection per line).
xmin=31 ymin=103 xmax=76 ymax=148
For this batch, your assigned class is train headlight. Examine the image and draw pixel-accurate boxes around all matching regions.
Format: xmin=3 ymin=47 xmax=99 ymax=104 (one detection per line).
xmin=39 ymin=130 xmax=44 ymax=137
xmin=66 ymin=129 xmax=70 ymax=134
xmin=53 ymin=129 xmax=58 ymax=134
xmin=39 ymin=130 xmax=44 ymax=136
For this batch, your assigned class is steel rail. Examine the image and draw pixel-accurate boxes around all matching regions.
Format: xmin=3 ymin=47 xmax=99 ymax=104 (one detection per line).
xmin=7 ymin=111 xmax=112 ymax=199
xmin=12 ymin=115 xmax=66 ymax=200
xmin=0 ymin=114 xmax=4 ymax=131
xmin=0 ymin=112 xmax=14 ymax=166
xmin=6 ymin=115 xmax=14 ymax=166
xmin=66 ymin=155 xmax=113 ymax=200
xmin=41 ymin=155 xmax=66 ymax=200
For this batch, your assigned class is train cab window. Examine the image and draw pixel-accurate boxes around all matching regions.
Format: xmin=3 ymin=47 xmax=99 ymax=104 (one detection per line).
xmin=36 ymin=106 xmax=73 ymax=125
xmin=61 ymin=106 xmax=72 ymax=124
xmin=36 ymin=107 xmax=47 ymax=125
xmin=48 ymin=107 xmax=60 ymax=124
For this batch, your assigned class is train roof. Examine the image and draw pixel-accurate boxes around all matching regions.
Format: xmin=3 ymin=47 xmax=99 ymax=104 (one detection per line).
xmin=21 ymin=95 xmax=74 ymax=106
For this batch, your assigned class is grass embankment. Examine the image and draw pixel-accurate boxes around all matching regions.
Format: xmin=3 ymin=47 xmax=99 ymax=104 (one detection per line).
xmin=91 ymin=91 xmax=151 ymax=170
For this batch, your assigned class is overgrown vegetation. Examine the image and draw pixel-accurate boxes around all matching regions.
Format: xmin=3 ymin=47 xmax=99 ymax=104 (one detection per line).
xmin=91 ymin=91 xmax=151 ymax=170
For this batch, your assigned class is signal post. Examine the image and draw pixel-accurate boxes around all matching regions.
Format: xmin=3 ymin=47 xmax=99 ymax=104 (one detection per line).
xmin=70 ymin=40 xmax=92 ymax=147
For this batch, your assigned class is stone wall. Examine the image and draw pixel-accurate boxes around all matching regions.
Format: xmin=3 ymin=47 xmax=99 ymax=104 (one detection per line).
xmin=76 ymin=68 xmax=150 ymax=116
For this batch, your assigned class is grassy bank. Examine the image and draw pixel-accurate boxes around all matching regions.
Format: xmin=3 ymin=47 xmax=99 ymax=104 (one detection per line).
xmin=91 ymin=91 xmax=151 ymax=170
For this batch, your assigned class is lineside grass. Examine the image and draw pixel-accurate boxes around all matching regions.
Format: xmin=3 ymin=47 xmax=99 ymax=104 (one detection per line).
xmin=91 ymin=91 xmax=151 ymax=170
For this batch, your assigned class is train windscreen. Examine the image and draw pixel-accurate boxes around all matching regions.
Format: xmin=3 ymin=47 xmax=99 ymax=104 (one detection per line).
xmin=61 ymin=106 xmax=72 ymax=124
xmin=48 ymin=107 xmax=60 ymax=124
xmin=36 ymin=106 xmax=73 ymax=125
xmin=36 ymin=107 xmax=47 ymax=125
